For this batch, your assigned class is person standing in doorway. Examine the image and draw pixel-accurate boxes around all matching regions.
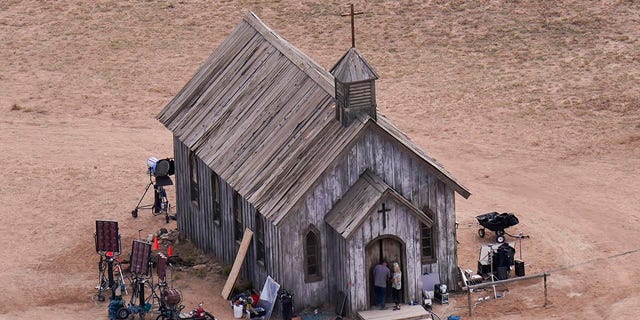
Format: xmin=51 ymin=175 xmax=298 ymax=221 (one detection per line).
xmin=373 ymin=260 xmax=391 ymax=310
xmin=391 ymin=262 xmax=402 ymax=310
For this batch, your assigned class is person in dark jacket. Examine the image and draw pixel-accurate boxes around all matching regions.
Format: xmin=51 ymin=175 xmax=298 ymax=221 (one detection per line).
xmin=372 ymin=260 xmax=391 ymax=310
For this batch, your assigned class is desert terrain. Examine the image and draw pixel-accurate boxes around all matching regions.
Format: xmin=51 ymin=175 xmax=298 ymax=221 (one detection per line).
xmin=1 ymin=1 xmax=639 ymax=319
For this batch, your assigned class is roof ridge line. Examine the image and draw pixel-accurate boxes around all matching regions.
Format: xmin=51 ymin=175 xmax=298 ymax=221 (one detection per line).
xmin=243 ymin=11 xmax=335 ymax=97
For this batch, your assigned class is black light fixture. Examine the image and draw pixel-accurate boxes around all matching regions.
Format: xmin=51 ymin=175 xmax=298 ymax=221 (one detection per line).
xmin=146 ymin=157 xmax=175 ymax=186
xmin=132 ymin=157 xmax=175 ymax=223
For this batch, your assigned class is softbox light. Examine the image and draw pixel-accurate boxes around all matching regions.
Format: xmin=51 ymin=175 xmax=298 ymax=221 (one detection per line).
xmin=130 ymin=240 xmax=152 ymax=276
xmin=95 ymin=220 xmax=120 ymax=254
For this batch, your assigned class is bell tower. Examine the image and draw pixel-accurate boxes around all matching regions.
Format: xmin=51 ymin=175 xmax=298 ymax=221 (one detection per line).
xmin=331 ymin=4 xmax=379 ymax=127
xmin=330 ymin=48 xmax=379 ymax=126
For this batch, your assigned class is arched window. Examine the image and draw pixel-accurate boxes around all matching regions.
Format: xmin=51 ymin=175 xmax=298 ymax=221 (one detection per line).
xmin=304 ymin=225 xmax=322 ymax=282
xmin=211 ymin=171 xmax=221 ymax=223
xmin=421 ymin=223 xmax=435 ymax=263
xmin=189 ymin=150 xmax=199 ymax=205
xmin=255 ymin=211 xmax=266 ymax=267
xmin=233 ymin=191 xmax=243 ymax=243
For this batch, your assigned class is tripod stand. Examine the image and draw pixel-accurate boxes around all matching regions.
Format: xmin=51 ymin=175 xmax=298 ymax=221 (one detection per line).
xmin=485 ymin=244 xmax=509 ymax=299
xmin=96 ymin=253 xmax=128 ymax=301
xmin=95 ymin=230 xmax=127 ymax=302
xmin=131 ymin=173 xmax=174 ymax=223
xmin=486 ymin=247 xmax=499 ymax=299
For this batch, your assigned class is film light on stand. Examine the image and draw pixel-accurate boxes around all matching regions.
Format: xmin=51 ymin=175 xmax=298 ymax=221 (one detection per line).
xmin=130 ymin=240 xmax=152 ymax=276
xmin=94 ymin=220 xmax=125 ymax=302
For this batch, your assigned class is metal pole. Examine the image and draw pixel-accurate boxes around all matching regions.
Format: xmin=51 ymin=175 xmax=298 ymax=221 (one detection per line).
xmin=349 ymin=4 xmax=355 ymax=48
xmin=140 ymin=279 xmax=146 ymax=318
xmin=465 ymin=272 xmax=551 ymax=315
xmin=467 ymin=272 xmax=550 ymax=290
xmin=519 ymin=233 xmax=523 ymax=261
xmin=467 ymin=287 xmax=473 ymax=317
xmin=107 ymin=257 xmax=115 ymax=300
xmin=544 ymin=273 xmax=548 ymax=307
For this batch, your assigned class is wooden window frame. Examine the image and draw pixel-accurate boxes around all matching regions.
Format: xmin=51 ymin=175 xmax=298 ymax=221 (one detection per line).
xmin=303 ymin=225 xmax=322 ymax=283
xmin=211 ymin=171 xmax=221 ymax=225
xmin=189 ymin=150 xmax=199 ymax=206
xmin=421 ymin=223 xmax=436 ymax=263
xmin=233 ymin=191 xmax=243 ymax=244
xmin=255 ymin=211 xmax=266 ymax=268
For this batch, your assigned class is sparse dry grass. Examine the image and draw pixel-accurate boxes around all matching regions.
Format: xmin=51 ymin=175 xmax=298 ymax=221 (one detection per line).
xmin=1 ymin=1 xmax=639 ymax=319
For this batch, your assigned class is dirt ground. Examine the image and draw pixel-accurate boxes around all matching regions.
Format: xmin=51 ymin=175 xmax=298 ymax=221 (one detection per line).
xmin=1 ymin=1 xmax=639 ymax=319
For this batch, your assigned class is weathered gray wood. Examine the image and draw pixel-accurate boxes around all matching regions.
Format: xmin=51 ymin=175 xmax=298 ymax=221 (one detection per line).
xmin=331 ymin=47 xmax=379 ymax=83
xmin=357 ymin=304 xmax=428 ymax=320
xmin=221 ymin=229 xmax=254 ymax=299
xmin=173 ymin=121 xmax=462 ymax=315
xmin=162 ymin=12 xmax=471 ymax=319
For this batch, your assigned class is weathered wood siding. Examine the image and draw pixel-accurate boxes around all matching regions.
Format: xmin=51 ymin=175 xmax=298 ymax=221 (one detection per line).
xmin=173 ymin=137 xmax=281 ymax=291
xmin=346 ymin=196 xmax=425 ymax=312
xmin=280 ymin=127 xmax=457 ymax=314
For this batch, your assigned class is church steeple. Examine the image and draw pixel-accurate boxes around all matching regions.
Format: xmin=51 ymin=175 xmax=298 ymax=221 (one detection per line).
xmin=330 ymin=47 xmax=379 ymax=127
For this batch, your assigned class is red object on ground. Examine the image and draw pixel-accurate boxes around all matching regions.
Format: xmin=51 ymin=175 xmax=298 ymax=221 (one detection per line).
xmin=168 ymin=245 xmax=173 ymax=257
xmin=153 ymin=236 xmax=159 ymax=250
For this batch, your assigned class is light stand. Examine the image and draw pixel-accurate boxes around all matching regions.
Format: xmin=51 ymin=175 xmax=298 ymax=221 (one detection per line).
xmin=127 ymin=240 xmax=153 ymax=320
xmin=131 ymin=157 xmax=175 ymax=223
xmin=131 ymin=173 xmax=173 ymax=222
xmin=487 ymin=246 xmax=498 ymax=299
xmin=155 ymin=253 xmax=183 ymax=319
xmin=95 ymin=220 xmax=126 ymax=302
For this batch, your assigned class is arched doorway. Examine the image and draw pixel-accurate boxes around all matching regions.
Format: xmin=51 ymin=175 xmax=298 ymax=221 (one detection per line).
xmin=365 ymin=236 xmax=405 ymax=308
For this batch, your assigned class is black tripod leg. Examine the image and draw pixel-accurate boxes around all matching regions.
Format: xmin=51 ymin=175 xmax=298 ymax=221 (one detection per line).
xmin=132 ymin=182 xmax=154 ymax=218
xmin=97 ymin=256 xmax=106 ymax=301
xmin=107 ymin=258 xmax=115 ymax=300
xmin=153 ymin=185 xmax=161 ymax=214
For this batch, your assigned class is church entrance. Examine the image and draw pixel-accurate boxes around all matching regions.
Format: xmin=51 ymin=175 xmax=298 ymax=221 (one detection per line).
xmin=365 ymin=236 xmax=405 ymax=308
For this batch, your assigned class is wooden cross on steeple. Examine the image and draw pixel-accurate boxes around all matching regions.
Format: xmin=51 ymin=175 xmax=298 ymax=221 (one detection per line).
xmin=341 ymin=3 xmax=364 ymax=48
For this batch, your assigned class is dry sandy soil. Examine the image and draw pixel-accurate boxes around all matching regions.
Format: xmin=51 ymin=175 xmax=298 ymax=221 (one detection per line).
xmin=1 ymin=1 xmax=639 ymax=319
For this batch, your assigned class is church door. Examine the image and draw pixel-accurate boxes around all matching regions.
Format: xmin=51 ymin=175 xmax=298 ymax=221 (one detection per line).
xmin=365 ymin=236 xmax=404 ymax=307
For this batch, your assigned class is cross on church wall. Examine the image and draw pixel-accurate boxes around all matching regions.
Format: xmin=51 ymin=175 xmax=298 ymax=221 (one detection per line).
xmin=378 ymin=202 xmax=391 ymax=229
xmin=341 ymin=3 xmax=364 ymax=48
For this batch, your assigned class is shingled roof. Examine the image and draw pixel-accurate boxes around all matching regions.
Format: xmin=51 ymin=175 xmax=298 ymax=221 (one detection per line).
xmin=157 ymin=12 xmax=469 ymax=225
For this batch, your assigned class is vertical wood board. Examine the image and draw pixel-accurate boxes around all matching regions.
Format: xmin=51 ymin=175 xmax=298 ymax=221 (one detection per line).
xmin=222 ymin=228 xmax=254 ymax=299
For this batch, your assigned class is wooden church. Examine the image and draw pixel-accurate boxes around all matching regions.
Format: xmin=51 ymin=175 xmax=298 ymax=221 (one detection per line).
xmin=157 ymin=12 xmax=470 ymax=315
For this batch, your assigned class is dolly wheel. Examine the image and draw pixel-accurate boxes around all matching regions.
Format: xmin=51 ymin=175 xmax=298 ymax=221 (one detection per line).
xmin=496 ymin=230 xmax=505 ymax=236
xmin=117 ymin=307 xmax=130 ymax=319
xmin=132 ymin=209 xmax=138 ymax=218
xmin=478 ymin=228 xmax=485 ymax=238
xmin=497 ymin=235 xmax=505 ymax=243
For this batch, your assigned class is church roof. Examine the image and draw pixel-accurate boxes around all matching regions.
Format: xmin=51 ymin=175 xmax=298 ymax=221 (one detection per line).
xmin=325 ymin=170 xmax=433 ymax=239
xmin=157 ymin=12 xmax=469 ymax=225
xmin=330 ymin=47 xmax=379 ymax=83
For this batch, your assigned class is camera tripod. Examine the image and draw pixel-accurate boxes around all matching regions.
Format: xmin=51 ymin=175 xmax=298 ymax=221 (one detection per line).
xmin=131 ymin=173 xmax=174 ymax=223
xmin=484 ymin=244 xmax=509 ymax=299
